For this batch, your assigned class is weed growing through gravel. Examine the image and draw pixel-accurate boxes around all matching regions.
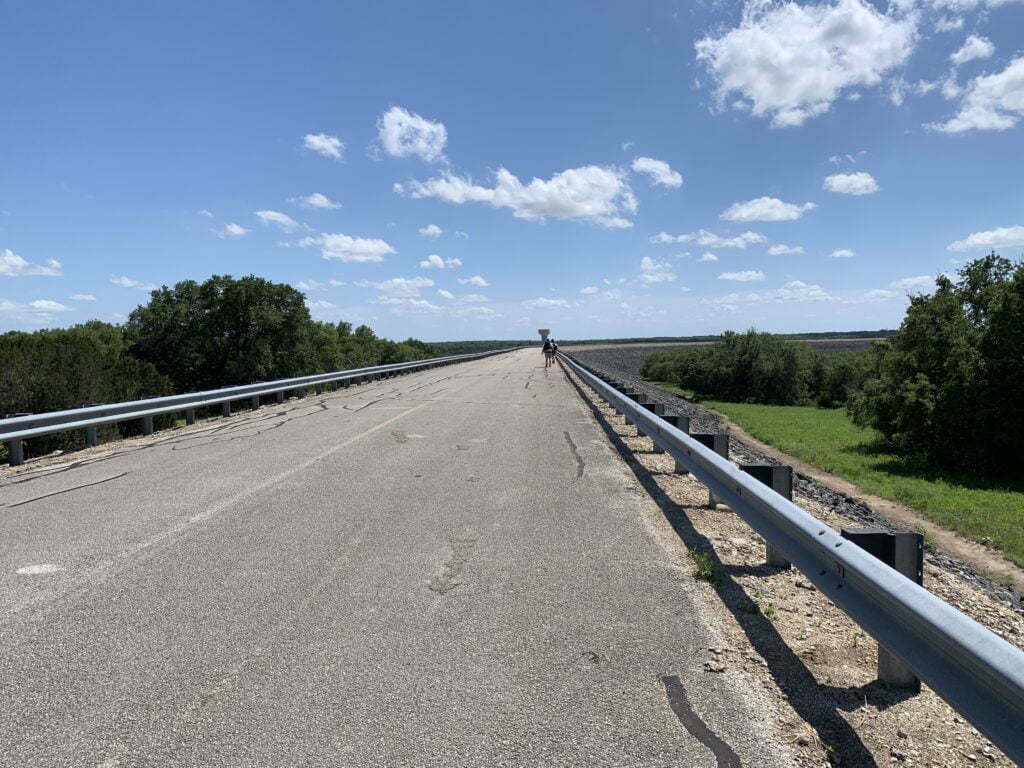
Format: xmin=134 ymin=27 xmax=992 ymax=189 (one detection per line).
xmin=689 ymin=550 xmax=720 ymax=586
xmin=650 ymin=380 xmax=1024 ymax=568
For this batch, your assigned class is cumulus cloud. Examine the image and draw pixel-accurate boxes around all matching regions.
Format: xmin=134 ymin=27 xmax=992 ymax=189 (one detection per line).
xmin=523 ymin=297 xmax=570 ymax=310
xmin=631 ymin=157 xmax=683 ymax=188
xmin=111 ymin=275 xmax=157 ymax=290
xmin=823 ymin=172 xmax=880 ymax=195
xmin=419 ymin=224 xmax=443 ymax=237
xmin=373 ymin=276 xmax=434 ymax=298
xmin=0 ymin=297 xmax=72 ymax=323
xmin=437 ymin=289 xmax=455 ymax=300
xmin=454 ymin=230 xmax=469 ymax=240
xmin=891 ymin=275 xmax=935 ymax=291
xmin=458 ymin=275 xmax=489 ymax=287
xmin=768 ymin=244 xmax=805 ymax=255
xmin=718 ymin=270 xmax=766 ymax=282
xmin=947 ymin=224 xmax=1024 ymax=251
xmin=69 ymin=293 xmax=96 ymax=301
xmin=860 ymin=288 xmax=900 ymax=301
xmin=299 ymin=233 xmax=396 ymax=263
xmin=695 ymin=0 xmax=916 ymax=127
xmin=197 ymin=209 xmax=213 ymax=217
xmin=255 ymin=210 xmax=302 ymax=232
xmin=580 ymin=286 xmax=599 ymax=295
xmin=419 ymin=254 xmax=446 ymax=269
xmin=935 ymin=15 xmax=964 ymax=32
xmin=830 ymin=248 xmax=856 ymax=258
xmin=705 ymin=280 xmax=833 ymax=305
xmin=0 ymin=249 xmax=62 ymax=277
xmin=928 ymin=57 xmax=1024 ymax=133
xmin=396 ymin=165 xmax=638 ymax=229
xmin=651 ymin=230 xmax=766 ymax=249
xmin=698 ymin=252 xmax=719 ymax=262
xmin=304 ymin=133 xmax=344 ymax=160
xmin=950 ymin=34 xmax=995 ymax=66
xmin=294 ymin=193 xmax=341 ymax=209
xmin=376 ymin=106 xmax=447 ymax=163
xmin=216 ymin=223 xmax=249 ymax=238
xmin=721 ymin=197 xmax=816 ymax=222
xmin=296 ymin=279 xmax=326 ymax=292
xmin=639 ymin=256 xmax=677 ymax=283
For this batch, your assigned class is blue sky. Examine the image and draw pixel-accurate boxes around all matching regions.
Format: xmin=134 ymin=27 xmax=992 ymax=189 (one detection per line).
xmin=2 ymin=0 xmax=1023 ymax=341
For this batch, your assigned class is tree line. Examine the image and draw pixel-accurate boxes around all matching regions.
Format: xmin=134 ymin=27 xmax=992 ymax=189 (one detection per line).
xmin=641 ymin=254 xmax=1023 ymax=476
xmin=0 ymin=275 xmax=434 ymax=458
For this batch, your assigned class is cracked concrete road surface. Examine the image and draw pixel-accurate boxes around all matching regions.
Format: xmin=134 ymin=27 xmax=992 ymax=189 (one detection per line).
xmin=0 ymin=350 xmax=789 ymax=767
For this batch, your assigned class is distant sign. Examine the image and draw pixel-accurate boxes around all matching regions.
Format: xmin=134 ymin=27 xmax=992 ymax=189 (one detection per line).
xmin=538 ymin=328 xmax=550 ymax=341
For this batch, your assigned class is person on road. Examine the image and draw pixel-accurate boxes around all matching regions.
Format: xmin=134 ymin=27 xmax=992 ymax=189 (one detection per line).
xmin=542 ymin=338 xmax=553 ymax=367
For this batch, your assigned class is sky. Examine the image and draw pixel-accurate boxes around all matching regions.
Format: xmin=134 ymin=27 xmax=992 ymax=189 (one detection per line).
xmin=2 ymin=0 xmax=1023 ymax=341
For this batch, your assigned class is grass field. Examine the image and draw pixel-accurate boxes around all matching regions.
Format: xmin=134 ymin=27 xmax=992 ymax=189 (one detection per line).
xmin=651 ymin=381 xmax=1024 ymax=570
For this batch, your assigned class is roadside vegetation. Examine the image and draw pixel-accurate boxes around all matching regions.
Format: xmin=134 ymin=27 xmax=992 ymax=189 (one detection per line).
xmin=1 ymin=274 xmax=432 ymax=460
xmin=643 ymin=254 xmax=1024 ymax=566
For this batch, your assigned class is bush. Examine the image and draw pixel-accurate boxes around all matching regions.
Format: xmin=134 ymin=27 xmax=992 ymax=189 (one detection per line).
xmin=641 ymin=330 xmax=870 ymax=407
xmin=848 ymin=253 xmax=1024 ymax=475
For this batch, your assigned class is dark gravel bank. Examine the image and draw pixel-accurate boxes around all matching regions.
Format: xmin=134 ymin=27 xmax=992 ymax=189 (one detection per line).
xmin=567 ymin=346 xmax=1023 ymax=614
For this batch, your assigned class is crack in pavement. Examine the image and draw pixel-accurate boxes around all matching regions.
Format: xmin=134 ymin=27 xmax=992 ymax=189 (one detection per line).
xmin=429 ymin=534 xmax=478 ymax=595
xmin=4 ymin=471 xmax=130 ymax=508
xmin=662 ymin=675 xmax=742 ymax=768
xmin=563 ymin=431 xmax=585 ymax=480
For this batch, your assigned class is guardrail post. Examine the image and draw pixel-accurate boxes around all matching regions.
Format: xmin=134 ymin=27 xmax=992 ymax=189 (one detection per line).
xmin=275 ymin=391 xmax=285 ymax=404
xmin=841 ymin=528 xmax=924 ymax=690
xmin=221 ymin=402 xmax=232 ymax=417
xmin=85 ymin=426 xmax=99 ymax=446
xmin=663 ymin=415 xmax=691 ymax=473
xmin=315 ymin=385 xmax=323 ymax=395
xmin=691 ymin=433 xmax=729 ymax=506
xmin=5 ymin=439 xmax=24 ymax=466
xmin=142 ymin=415 xmax=154 ymax=435
xmin=642 ymin=402 xmax=666 ymax=452
xmin=741 ymin=465 xmax=793 ymax=569
xmin=185 ymin=408 xmax=196 ymax=425
xmin=621 ymin=389 xmax=637 ymax=425
xmin=250 ymin=395 xmax=260 ymax=410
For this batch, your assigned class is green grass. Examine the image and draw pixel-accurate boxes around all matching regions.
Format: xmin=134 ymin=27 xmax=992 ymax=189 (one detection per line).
xmin=650 ymin=381 xmax=1024 ymax=569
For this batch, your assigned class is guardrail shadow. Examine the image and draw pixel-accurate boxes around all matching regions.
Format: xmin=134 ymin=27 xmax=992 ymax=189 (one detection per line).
xmin=562 ymin=364 xmax=913 ymax=768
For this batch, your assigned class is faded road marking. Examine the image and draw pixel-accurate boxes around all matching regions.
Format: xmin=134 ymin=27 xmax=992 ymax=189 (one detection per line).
xmin=16 ymin=564 xmax=63 ymax=576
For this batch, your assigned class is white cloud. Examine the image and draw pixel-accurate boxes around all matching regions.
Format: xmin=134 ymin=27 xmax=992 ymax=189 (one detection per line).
xmin=860 ymin=288 xmax=900 ymax=301
xmin=374 ymin=276 xmax=434 ymax=298
xmin=830 ymin=248 xmax=856 ymax=258
xmin=890 ymin=275 xmax=935 ymax=291
xmin=294 ymin=192 xmax=341 ymax=209
xmin=0 ymin=249 xmax=62 ymax=277
xmin=935 ymin=16 xmax=964 ymax=32
xmin=947 ymin=224 xmax=1024 ymax=251
xmin=621 ymin=140 xmax=635 ymax=151
xmin=216 ymin=223 xmax=249 ymax=238
xmin=197 ymin=209 xmax=213 ymax=217
xmin=721 ymin=197 xmax=816 ymax=222
xmin=580 ymin=285 xmax=599 ymax=294
xmin=255 ymin=210 xmax=302 ymax=232
xmin=652 ymin=229 xmax=766 ymax=249
xmin=458 ymin=275 xmax=489 ymax=287
xmin=303 ymin=133 xmax=344 ymax=160
xmin=706 ymin=280 xmax=833 ymax=305
xmin=698 ymin=252 xmax=719 ymax=262
xmin=446 ymin=257 xmax=463 ymax=268
xmin=329 ymin=279 xmax=346 ymax=286
xmin=419 ymin=224 xmax=443 ymax=237
xmin=928 ymin=57 xmax=1024 ymax=133
xmin=950 ymin=34 xmax=995 ymax=66
xmin=299 ymin=233 xmax=396 ymax=263
xmin=396 ymin=165 xmax=638 ymax=229
xmin=454 ymin=230 xmax=469 ymax=240
xmin=639 ymin=256 xmax=677 ymax=283
xmin=69 ymin=293 xmax=96 ymax=301
xmin=0 ymin=297 xmax=72 ymax=323
xmin=523 ymin=297 xmax=570 ymax=310
xmin=296 ymin=279 xmax=326 ymax=292
xmin=695 ymin=0 xmax=916 ymax=127
xmin=376 ymin=106 xmax=447 ymax=163
xmin=718 ymin=270 xmax=766 ymax=282
xmin=768 ymin=244 xmax=805 ymax=255
xmin=458 ymin=293 xmax=489 ymax=304
xmin=111 ymin=275 xmax=157 ymax=290
xmin=631 ymin=157 xmax=683 ymax=188
xmin=437 ymin=289 xmax=455 ymax=299
xmin=420 ymin=254 xmax=445 ymax=269
xmin=823 ymin=172 xmax=880 ymax=195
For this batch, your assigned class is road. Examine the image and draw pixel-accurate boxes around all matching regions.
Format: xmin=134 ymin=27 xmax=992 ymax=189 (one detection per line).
xmin=0 ymin=349 xmax=788 ymax=767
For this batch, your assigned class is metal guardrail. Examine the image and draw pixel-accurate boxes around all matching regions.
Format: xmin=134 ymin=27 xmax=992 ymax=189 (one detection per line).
xmin=559 ymin=351 xmax=1024 ymax=763
xmin=1 ymin=349 xmax=510 ymax=466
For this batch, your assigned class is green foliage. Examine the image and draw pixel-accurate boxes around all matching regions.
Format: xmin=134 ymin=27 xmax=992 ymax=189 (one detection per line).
xmin=0 ymin=321 xmax=173 ymax=456
xmin=848 ymin=253 xmax=1024 ymax=475
xmin=641 ymin=330 xmax=871 ymax=407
